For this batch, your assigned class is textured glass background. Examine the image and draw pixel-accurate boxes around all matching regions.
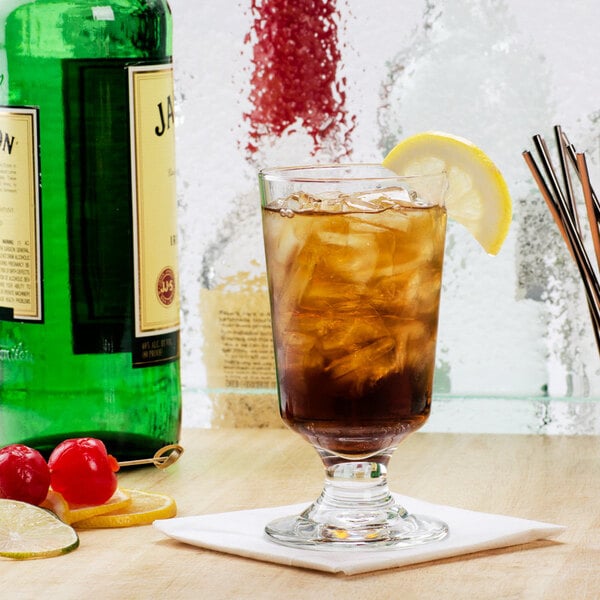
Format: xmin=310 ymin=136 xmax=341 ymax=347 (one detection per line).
xmin=168 ymin=0 xmax=600 ymax=433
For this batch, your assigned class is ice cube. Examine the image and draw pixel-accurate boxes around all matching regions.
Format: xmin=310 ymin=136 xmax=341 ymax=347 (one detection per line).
xmin=269 ymin=186 xmax=426 ymax=215
xmin=327 ymin=336 xmax=396 ymax=379
xmin=320 ymin=314 xmax=391 ymax=358
xmin=324 ymin=335 xmax=398 ymax=396
xmin=282 ymin=331 xmax=324 ymax=373
xmin=299 ymin=280 xmax=369 ymax=312
xmin=269 ymin=191 xmax=347 ymax=214
xmin=346 ymin=186 xmax=430 ymax=212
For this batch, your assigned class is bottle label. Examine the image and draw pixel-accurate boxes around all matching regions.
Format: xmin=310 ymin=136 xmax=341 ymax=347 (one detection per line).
xmin=0 ymin=106 xmax=43 ymax=323
xmin=62 ymin=59 xmax=179 ymax=367
xmin=129 ymin=64 xmax=180 ymax=362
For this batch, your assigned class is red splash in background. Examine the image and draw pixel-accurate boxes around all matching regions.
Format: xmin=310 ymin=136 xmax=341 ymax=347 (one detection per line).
xmin=244 ymin=0 xmax=355 ymax=158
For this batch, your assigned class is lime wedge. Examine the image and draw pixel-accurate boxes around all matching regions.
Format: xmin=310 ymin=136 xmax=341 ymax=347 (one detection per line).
xmin=0 ymin=499 xmax=79 ymax=560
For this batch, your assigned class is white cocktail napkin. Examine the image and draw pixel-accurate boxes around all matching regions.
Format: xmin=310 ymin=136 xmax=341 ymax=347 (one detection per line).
xmin=153 ymin=494 xmax=565 ymax=575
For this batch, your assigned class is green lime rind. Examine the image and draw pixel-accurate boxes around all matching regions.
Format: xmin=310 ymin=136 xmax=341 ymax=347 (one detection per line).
xmin=0 ymin=536 xmax=80 ymax=560
xmin=0 ymin=499 xmax=80 ymax=560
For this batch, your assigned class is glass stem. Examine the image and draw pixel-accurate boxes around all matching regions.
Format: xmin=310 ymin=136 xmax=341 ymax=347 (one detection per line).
xmin=301 ymin=461 xmax=407 ymax=531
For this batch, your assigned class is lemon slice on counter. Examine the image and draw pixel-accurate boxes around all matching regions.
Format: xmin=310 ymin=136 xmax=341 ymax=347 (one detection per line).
xmin=383 ymin=131 xmax=512 ymax=255
xmin=41 ymin=488 xmax=132 ymax=525
xmin=0 ymin=499 xmax=79 ymax=560
xmin=74 ymin=488 xmax=177 ymax=529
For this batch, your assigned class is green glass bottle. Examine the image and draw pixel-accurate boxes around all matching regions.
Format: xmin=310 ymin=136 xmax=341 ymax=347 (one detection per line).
xmin=0 ymin=0 xmax=182 ymax=459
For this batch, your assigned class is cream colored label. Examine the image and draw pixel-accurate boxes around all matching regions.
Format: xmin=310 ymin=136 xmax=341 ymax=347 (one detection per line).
xmin=129 ymin=64 xmax=179 ymax=336
xmin=200 ymin=272 xmax=278 ymax=392
xmin=0 ymin=107 xmax=41 ymax=321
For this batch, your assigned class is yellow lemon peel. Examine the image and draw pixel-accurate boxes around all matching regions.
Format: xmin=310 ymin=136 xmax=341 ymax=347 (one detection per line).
xmin=383 ymin=131 xmax=512 ymax=255
xmin=73 ymin=488 xmax=177 ymax=529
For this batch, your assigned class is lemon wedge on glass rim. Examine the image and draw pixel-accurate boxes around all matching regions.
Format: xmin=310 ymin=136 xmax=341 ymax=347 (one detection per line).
xmin=0 ymin=499 xmax=79 ymax=560
xmin=383 ymin=131 xmax=512 ymax=255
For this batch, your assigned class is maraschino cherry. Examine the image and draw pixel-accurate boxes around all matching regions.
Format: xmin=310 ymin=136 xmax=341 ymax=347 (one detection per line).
xmin=0 ymin=444 xmax=51 ymax=506
xmin=48 ymin=438 xmax=119 ymax=506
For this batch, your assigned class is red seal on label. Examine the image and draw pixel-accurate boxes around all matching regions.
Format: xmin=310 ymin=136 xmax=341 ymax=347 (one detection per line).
xmin=156 ymin=267 xmax=175 ymax=306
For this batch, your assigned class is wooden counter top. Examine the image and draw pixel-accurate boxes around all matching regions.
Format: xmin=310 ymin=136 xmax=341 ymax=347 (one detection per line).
xmin=1 ymin=429 xmax=598 ymax=599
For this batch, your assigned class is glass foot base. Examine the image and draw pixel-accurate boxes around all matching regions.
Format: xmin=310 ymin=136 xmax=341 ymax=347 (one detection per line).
xmin=265 ymin=508 xmax=448 ymax=550
xmin=265 ymin=460 xmax=449 ymax=550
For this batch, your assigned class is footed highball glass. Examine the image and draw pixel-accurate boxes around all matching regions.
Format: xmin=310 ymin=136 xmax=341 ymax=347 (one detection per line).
xmin=260 ymin=164 xmax=448 ymax=549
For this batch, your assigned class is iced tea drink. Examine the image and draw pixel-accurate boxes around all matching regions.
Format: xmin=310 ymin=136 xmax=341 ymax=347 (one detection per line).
xmin=261 ymin=165 xmax=447 ymax=460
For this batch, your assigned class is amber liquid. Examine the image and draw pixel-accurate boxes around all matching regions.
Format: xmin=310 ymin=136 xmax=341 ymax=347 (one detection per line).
xmin=263 ymin=202 xmax=446 ymax=458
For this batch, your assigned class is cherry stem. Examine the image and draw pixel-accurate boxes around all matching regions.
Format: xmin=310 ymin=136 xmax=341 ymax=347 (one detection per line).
xmin=117 ymin=444 xmax=184 ymax=470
